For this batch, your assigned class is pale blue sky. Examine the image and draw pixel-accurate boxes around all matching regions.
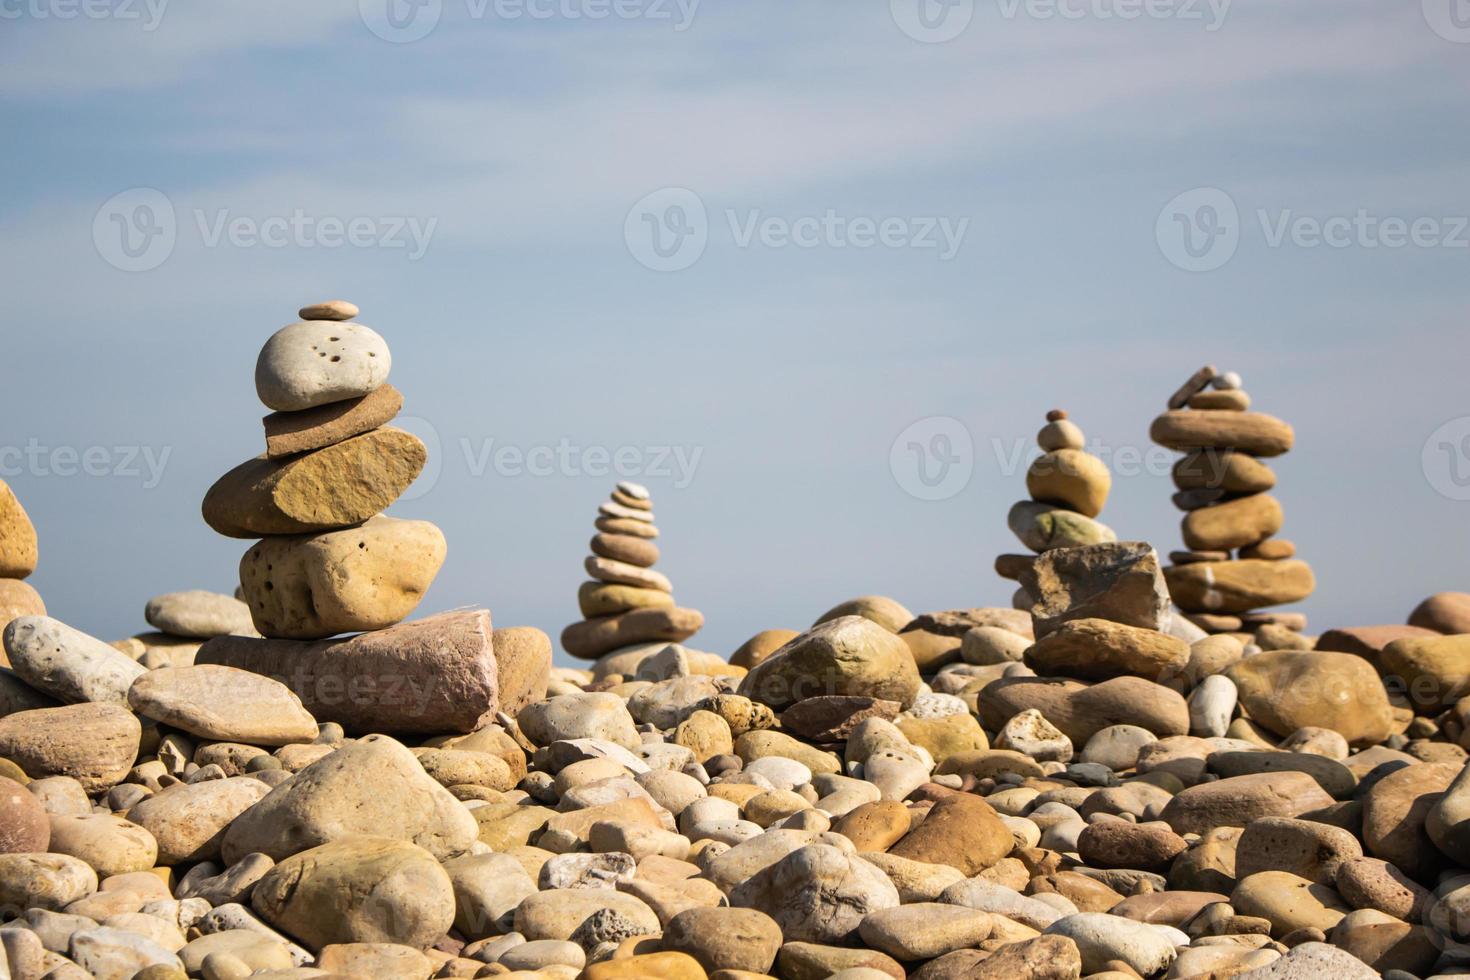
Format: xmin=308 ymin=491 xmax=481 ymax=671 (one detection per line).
xmin=4 ymin=1 xmax=1468 ymax=662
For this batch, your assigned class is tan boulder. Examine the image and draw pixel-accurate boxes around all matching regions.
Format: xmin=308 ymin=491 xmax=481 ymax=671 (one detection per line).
xmin=238 ymin=517 xmax=446 ymax=639
xmin=0 ymin=479 xmax=38 ymax=578
xmin=251 ymin=836 xmax=455 ymax=950
xmin=1361 ymin=761 xmax=1459 ymax=881
xmin=1164 ymin=559 xmax=1315 ymax=614
xmin=889 ymin=794 xmax=1013 ymax=876
xmin=1026 ymin=618 xmax=1189 ymax=681
xmin=0 ymin=703 xmax=140 ymax=792
xmin=221 ymin=734 xmax=478 ymax=864
xmin=738 ymin=617 xmax=921 ymax=712
xmin=129 ymin=776 xmax=273 ymax=864
xmin=978 ymin=675 xmax=1189 ymax=744
xmin=1150 ymin=410 xmax=1294 ymax=457
xmin=1381 ymin=633 xmax=1470 ymax=713
xmin=1021 ymin=542 xmax=1171 ymax=638
xmin=730 ymin=629 xmax=800 ymax=670
xmin=0 ymin=580 xmax=45 ymax=645
xmin=1226 ymin=651 xmax=1393 ymax=744
xmin=491 ymin=626 xmax=552 ymax=716
xmin=201 ymin=427 xmax=426 ymax=538
xmin=813 ymin=596 xmax=914 ymax=633
xmin=562 ymin=607 xmax=704 ymax=660
xmin=1231 ymin=871 xmax=1349 ymax=937
xmin=1025 ymin=448 xmax=1111 ymax=518
xmin=1161 ymin=772 xmax=1334 ymax=834
xmin=1409 ymin=591 xmax=1470 ymax=633
xmin=577 ymin=581 xmax=675 ymax=618
xmin=1181 ymin=495 xmax=1284 ymax=551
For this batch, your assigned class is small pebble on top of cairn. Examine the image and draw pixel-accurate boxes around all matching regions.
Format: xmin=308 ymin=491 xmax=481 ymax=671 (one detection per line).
xmin=1151 ymin=365 xmax=1315 ymax=636
xmin=561 ymin=481 xmax=704 ymax=660
xmin=997 ymin=409 xmax=1116 ymax=609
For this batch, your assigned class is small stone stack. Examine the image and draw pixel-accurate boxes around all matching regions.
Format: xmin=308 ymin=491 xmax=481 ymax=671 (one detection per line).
xmin=997 ymin=409 xmax=1116 ymax=610
xmin=1151 ymin=365 xmax=1315 ymax=634
xmin=0 ymin=478 xmax=44 ymax=656
xmin=561 ymin=481 xmax=704 ymax=660
xmin=201 ymin=299 xmax=445 ymax=640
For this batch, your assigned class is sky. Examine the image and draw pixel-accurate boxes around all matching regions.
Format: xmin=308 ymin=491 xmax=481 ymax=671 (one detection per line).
xmin=3 ymin=0 xmax=1469 ymax=665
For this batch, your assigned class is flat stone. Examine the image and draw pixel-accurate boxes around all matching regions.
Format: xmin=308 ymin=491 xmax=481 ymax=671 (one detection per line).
xmin=1208 ymin=750 xmax=1355 ymax=798
xmin=222 ymin=734 xmax=477 ymax=864
xmin=0 ymin=703 xmax=140 ymax=792
xmin=255 ymin=319 xmax=391 ymax=412
xmin=1026 ymin=618 xmax=1189 ymax=681
xmin=198 ymin=609 xmax=498 ymax=734
xmin=1168 ymin=364 xmax=1218 ymax=409
xmin=1022 ymin=542 xmax=1171 ymax=638
xmin=738 ymin=617 xmax=921 ymax=712
xmin=144 ymin=591 xmax=254 ymax=639
xmin=1182 ymin=495 xmax=1284 ymax=551
xmin=297 ymin=300 xmax=359 ymax=321
xmin=590 ymin=532 xmax=659 ymax=568
xmin=128 ymin=665 xmax=317 ymax=745
xmin=238 ymin=516 xmax=446 ymax=639
xmin=858 ymin=903 xmax=994 ymax=961
xmin=263 ymin=384 xmax=403 ymax=459
xmin=561 ymin=607 xmax=704 ymax=660
xmin=46 ymin=813 xmax=158 ymax=876
xmin=317 ymin=942 xmax=433 ymax=979
xmin=578 ymin=581 xmax=674 ymax=618
xmin=3 ymin=615 xmax=146 ymax=706
xmin=251 ymin=835 xmax=454 ymax=950
xmin=1161 ymin=772 xmax=1334 ymax=834
xmin=201 ymin=427 xmax=425 ymax=538
xmin=1165 ymin=559 xmax=1316 ymax=614
xmin=1150 ymin=410 xmax=1294 ymax=457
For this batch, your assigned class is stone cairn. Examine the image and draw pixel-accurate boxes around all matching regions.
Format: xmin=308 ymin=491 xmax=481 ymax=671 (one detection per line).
xmin=0 ymin=478 xmax=44 ymax=659
xmin=1151 ymin=364 xmax=1315 ymax=635
xmin=997 ymin=409 xmax=1116 ymax=610
xmin=561 ymin=481 xmax=704 ymax=660
xmin=201 ymin=299 xmax=446 ymax=642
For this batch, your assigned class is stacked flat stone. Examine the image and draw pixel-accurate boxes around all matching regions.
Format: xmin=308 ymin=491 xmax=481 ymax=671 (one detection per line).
xmin=560 ymin=482 xmax=704 ymax=660
xmin=997 ymin=409 xmax=1116 ymax=610
xmin=1151 ymin=365 xmax=1315 ymax=634
xmin=201 ymin=299 xmax=445 ymax=641
xmin=0 ymin=478 xmax=45 ymax=658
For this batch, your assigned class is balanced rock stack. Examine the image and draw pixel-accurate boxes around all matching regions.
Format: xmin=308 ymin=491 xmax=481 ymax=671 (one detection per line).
xmin=561 ymin=481 xmax=704 ymax=660
xmin=1151 ymin=365 xmax=1315 ymax=634
xmin=201 ymin=299 xmax=445 ymax=642
xmin=0 ymin=478 xmax=45 ymax=658
xmin=998 ymin=409 xmax=1116 ymax=610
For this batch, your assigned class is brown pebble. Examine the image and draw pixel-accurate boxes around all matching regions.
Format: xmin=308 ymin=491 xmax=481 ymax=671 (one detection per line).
xmin=297 ymin=299 xmax=359 ymax=321
xmin=1046 ymin=408 xmax=1068 ymax=421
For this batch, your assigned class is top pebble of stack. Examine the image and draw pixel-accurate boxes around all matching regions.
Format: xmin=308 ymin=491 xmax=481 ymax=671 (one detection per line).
xmin=254 ymin=300 xmax=390 ymax=412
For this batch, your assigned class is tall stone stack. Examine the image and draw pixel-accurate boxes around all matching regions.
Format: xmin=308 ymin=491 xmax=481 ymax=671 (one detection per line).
xmin=1150 ymin=365 xmax=1315 ymax=633
xmin=561 ymin=481 xmax=704 ymax=660
xmin=997 ymin=409 xmax=1116 ymax=609
xmin=201 ymin=299 xmax=445 ymax=640
xmin=0 ymin=478 xmax=45 ymax=654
